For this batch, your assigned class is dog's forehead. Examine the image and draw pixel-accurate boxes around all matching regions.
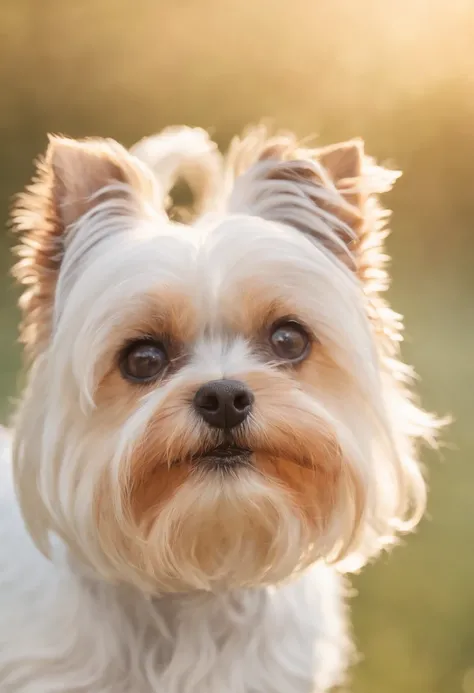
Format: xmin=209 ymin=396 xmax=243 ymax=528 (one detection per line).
xmin=104 ymin=215 xmax=316 ymax=302
xmin=141 ymin=214 xmax=346 ymax=323
xmin=162 ymin=216 xmax=320 ymax=312
xmin=191 ymin=216 xmax=320 ymax=293
xmin=57 ymin=212 xmax=353 ymax=349
xmin=200 ymin=215 xmax=310 ymax=265
xmin=113 ymin=215 xmax=358 ymax=349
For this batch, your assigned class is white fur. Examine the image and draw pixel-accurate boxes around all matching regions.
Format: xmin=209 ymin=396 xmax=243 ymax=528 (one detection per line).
xmin=0 ymin=127 xmax=437 ymax=691
xmin=0 ymin=435 xmax=352 ymax=693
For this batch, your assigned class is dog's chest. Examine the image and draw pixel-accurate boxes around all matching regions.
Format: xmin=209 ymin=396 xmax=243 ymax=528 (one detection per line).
xmin=75 ymin=573 xmax=350 ymax=693
xmin=0 ymin=560 xmax=351 ymax=693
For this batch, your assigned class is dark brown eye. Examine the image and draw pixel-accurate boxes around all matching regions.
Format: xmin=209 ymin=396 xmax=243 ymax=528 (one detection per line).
xmin=120 ymin=340 xmax=168 ymax=382
xmin=269 ymin=321 xmax=310 ymax=362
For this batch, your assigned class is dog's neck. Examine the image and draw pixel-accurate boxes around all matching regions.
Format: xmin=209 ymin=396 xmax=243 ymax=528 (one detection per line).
xmin=64 ymin=543 xmax=269 ymax=606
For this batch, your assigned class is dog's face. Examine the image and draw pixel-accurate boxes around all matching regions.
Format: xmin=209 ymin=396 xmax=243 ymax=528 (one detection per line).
xmin=12 ymin=128 xmax=436 ymax=592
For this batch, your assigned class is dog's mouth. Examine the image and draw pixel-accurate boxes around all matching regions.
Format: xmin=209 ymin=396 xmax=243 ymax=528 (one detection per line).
xmin=194 ymin=442 xmax=253 ymax=470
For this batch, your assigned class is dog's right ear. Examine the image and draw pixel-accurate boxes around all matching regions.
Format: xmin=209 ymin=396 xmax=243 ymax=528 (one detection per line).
xmin=12 ymin=136 xmax=156 ymax=359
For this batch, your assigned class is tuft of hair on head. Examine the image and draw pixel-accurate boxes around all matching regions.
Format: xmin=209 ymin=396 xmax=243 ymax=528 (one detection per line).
xmin=130 ymin=126 xmax=223 ymax=223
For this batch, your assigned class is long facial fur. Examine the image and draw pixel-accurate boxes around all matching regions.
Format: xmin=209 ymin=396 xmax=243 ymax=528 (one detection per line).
xmin=11 ymin=126 xmax=441 ymax=593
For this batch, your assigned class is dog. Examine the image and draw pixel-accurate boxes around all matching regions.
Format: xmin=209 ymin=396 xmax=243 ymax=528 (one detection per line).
xmin=0 ymin=126 xmax=439 ymax=692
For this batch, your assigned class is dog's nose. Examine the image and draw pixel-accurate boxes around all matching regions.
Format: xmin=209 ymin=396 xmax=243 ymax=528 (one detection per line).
xmin=194 ymin=379 xmax=254 ymax=429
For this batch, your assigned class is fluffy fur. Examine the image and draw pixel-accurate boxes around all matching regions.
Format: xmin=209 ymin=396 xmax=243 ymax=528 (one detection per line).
xmin=0 ymin=125 xmax=439 ymax=692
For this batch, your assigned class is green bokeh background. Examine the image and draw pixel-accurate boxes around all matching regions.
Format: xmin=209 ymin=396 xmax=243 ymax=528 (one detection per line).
xmin=0 ymin=2 xmax=472 ymax=691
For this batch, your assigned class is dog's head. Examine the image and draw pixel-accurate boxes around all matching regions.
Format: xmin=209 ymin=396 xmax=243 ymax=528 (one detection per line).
xmin=11 ymin=126 xmax=438 ymax=592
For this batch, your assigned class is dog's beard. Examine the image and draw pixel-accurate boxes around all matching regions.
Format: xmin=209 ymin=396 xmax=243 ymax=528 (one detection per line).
xmin=79 ymin=369 xmax=367 ymax=593
xmin=97 ymin=466 xmax=340 ymax=594
xmin=132 ymin=468 xmax=313 ymax=592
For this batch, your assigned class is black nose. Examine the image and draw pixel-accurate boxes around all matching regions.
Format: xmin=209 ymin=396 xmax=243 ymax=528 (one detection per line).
xmin=194 ymin=379 xmax=254 ymax=429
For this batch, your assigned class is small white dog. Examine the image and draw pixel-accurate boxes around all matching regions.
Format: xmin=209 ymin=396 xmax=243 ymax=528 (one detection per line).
xmin=0 ymin=126 xmax=439 ymax=692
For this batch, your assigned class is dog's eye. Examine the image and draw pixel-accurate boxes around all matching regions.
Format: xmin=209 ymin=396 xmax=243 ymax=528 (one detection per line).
xmin=120 ymin=340 xmax=168 ymax=382
xmin=269 ymin=321 xmax=310 ymax=362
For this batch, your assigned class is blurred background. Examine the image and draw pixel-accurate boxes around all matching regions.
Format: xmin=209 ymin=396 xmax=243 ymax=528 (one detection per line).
xmin=0 ymin=1 xmax=472 ymax=691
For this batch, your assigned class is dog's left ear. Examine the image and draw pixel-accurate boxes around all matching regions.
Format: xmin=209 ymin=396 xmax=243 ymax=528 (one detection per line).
xmin=227 ymin=128 xmax=400 ymax=272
